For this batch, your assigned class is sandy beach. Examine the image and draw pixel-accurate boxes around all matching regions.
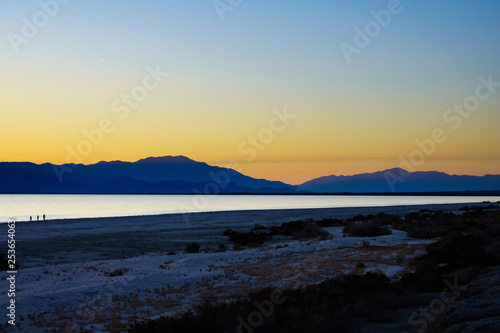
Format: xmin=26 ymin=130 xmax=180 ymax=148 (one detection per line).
xmin=1 ymin=202 xmax=491 ymax=332
xmin=11 ymin=202 xmax=483 ymax=268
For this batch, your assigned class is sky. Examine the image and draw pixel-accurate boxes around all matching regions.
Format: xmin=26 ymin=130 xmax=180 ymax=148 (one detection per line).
xmin=1 ymin=0 xmax=499 ymax=185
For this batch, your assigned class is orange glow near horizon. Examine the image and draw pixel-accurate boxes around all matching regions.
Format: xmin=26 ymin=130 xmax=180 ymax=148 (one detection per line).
xmin=1 ymin=2 xmax=500 ymax=184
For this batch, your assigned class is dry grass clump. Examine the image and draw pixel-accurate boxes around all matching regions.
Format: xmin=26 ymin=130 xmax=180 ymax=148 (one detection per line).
xmin=109 ymin=267 xmax=129 ymax=277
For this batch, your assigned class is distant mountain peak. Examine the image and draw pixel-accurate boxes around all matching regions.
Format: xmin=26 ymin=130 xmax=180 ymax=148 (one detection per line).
xmin=299 ymin=168 xmax=500 ymax=193
xmin=96 ymin=160 xmax=129 ymax=165
xmin=381 ymin=167 xmax=409 ymax=174
xmin=0 ymin=155 xmax=296 ymax=194
xmin=135 ymin=155 xmax=196 ymax=164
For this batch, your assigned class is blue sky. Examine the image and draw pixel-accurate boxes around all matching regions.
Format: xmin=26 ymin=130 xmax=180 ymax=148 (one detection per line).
xmin=1 ymin=0 xmax=499 ymax=183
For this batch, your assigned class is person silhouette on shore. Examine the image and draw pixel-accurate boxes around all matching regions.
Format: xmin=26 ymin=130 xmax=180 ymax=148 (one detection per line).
xmin=37 ymin=215 xmax=39 ymax=221
xmin=43 ymin=214 xmax=46 ymax=221
xmin=30 ymin=216 xmax=32 ymax=221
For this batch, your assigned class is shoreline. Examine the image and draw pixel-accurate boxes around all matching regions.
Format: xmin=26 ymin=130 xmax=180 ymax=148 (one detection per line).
xmin=8 ymin=200 xmax=496 ymax=225
xmin=9 ymin=202 xmax=493 ymax=269
xmin=3 ymin=195 xmax=499 ymax=223
xmin=2 ymin=191 xmax=500 ymax=195
xmin=6 ymin=201 xmax=499 ymax=332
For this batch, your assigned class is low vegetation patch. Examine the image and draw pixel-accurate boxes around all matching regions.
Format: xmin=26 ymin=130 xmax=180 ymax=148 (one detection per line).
xmin=224 ymin=220 xmax=331 ymax=247
xmin=287 ymin=221 xmax=330 ymax=240
xmin=130 ymin=272 xmax=423 ymax=333
xmin=268 ymin=220 xmax=331 ymax=239
xmin=130 ymin=205 xmax=500 ymax=332
xmin=398 ymin=206 xmax=500 ymax=291
xmin=109 ymin=267 xmax=129 ymax=277
xmin=184 ymin=242 xmax=201 ymax=253
xmin=343 ymin=222 xmax=392 ymax=237
xmin=223 ymin=229 xmax=270 ymax=247
xmin=340 ymin=212 xmax=399 ymax=237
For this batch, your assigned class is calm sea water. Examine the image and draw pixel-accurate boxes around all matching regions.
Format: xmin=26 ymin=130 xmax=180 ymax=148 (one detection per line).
xmin=1 ymin=194 xmax=499 ymax=222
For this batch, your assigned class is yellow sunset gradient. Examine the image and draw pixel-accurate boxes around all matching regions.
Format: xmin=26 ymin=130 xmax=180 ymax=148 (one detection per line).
xmin=1 ymin=1 xmax=499 ymax=185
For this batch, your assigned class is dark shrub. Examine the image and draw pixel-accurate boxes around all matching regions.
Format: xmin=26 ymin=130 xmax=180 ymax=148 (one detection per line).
xmin=291 ymin=221 xmax=330 ymax=240
xmin=268 ymin=220 xmax=309 ymax=236
xmin=225 ymin=220 xmax=333 ymax=245
xmin=223 ymin=229 xmax=269 ymax=246
xmin=110 ymin=267 xmax=128 ymax=277
xmin=268 ymin=220 xmax=330 ymax=240
xmin=393 ymin=211 xmax=461 ymax=238
xmin=251 ymin=224 xmax=267 ymax=231
xmin=450 ymin=265 xmax=481 ymax=285
xmin=407 ymin=227 xmax=427 ymax=239
xmin=371 ymin=212 xmax=402 ymax=226
xmin=130 ymin=272 xmax=402 ymax=333
xmin=317 ymin=218 xmax=345 ymax=227
xmin=343 ymin=222 xmax=391 ymax=237
xmin=421 ymin=232 xmax=500 ymax=270
xmin=185 ymin=242 xmax=200 ymax=253
xmin=352 ymin=214 xmax=366 ymax=221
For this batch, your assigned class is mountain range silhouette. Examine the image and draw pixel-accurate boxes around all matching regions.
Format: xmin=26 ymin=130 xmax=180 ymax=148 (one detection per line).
xmin=1 ymin=156 xmax=499 ymax=194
